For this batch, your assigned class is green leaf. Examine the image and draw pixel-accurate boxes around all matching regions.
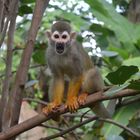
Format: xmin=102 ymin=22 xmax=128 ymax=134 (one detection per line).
xmin=121 ymin=110 xmax=140 ymax=138
xmin=128 ymin=80 xmax=140 ymax=90
xmin=102 ymin=102 xmax=140 ymax=137
xmin=89 ymin=23 xmax=114 ymax=36
xmin=107 ymin=135 xmax=124 ymax=140
xmin=108 ymin=46 xmax=129 ymax=59
xmin=32 ymin=50 xmax=46 ymax=65
xmin=108 ymin=55 xmax=123 ymax=67
xmin=123 ymin=57 xmax=140 ymax=67
xmin=106 ymin=65 xmax=139 ymax=84
xmin=86 ymin=0 xmax=140 ymax=45
xmin=19 ymin=5 xmax=33 ymax=16
xmin=60 ymin=12 xmax=89 ymax=31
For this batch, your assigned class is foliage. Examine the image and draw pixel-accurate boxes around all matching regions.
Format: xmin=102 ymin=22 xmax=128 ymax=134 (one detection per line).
xmin=106 ymin=65 xmax=139 ymax=85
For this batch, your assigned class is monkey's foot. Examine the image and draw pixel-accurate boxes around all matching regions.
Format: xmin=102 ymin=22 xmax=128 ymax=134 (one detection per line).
xmin=65 ymin=96 xmax=79 ymax=113
xmin=78 ymin=93 xmax=88 ymax=105
xmin=42 ymin=102 xmax=60 ymax=115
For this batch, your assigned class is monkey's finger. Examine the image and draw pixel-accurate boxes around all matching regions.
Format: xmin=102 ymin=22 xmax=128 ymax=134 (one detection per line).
xmin=78 ymin=93 xmax=88 ymax=105
xmin=70 ymin=106 xmax=73 ymax=113
xmin=74 ymin=101 xmax=79 ymax=110
xmin=71 ymin=102 xmax=78 ymax=113
xmin=68 ymin=104 xmax=74 ymax=113
xmin=64 ymin=104 xmax=68 ymax=109
xmin=69 ymin=105 xmax=74 ymax=112
xmin=42 ymin=107 xmax=50 ymax=116
xmin=70 ymin=106 xmax=76 ymax=113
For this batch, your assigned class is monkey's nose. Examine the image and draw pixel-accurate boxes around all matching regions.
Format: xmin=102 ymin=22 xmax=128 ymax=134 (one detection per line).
xmin=56 ymin=43 xmax=65 ymax=54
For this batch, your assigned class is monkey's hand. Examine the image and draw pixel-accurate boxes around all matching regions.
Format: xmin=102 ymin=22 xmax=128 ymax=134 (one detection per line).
xmin=78 ymin=93 xmax=88 ymax=105
xmin=65 ymin=96 xmax=79 ymax=113
xmin=42 ymin=102 xmax=60 ymax=115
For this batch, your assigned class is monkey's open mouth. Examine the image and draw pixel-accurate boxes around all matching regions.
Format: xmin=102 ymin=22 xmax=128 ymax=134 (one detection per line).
xmin=56 ymin=43 xmax=65 ymax=54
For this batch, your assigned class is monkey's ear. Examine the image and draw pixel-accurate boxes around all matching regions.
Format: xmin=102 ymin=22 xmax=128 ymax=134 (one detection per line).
xmin=70 ymin=32 xmax=77 ymax=39
xmin=46 ymin=30 xmax=52 ymax=38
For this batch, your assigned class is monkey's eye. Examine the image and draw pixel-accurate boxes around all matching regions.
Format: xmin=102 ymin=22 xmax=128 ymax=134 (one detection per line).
xmin=54 ymin=34 xmax=59 ymax=39
xmin=62 ymin=35 xmax=67 ymax=39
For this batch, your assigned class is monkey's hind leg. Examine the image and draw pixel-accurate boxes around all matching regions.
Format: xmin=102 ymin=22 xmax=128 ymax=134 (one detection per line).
xmin=77 ymin=73 xmax=90 ymax=106
xmin=42 ymin=77 xmax=64 ymax=115
xmin=78 ymin=68 xmax=103 ymax=105
xmin=65 ymin=75 xmax=83 ymax=112
xmin=79 ymin=68 xmax=111 ymax=118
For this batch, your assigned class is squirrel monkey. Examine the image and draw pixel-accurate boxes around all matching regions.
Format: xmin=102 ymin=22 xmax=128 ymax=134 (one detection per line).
xmin=43 ymin=21 xmax=110 ymax=118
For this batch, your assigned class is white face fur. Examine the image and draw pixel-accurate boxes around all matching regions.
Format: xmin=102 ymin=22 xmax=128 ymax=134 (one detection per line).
xmin=46 ymin=29 xmax=77 ymax=55
xmin=51 ymin=30 xmax=70 ymax=43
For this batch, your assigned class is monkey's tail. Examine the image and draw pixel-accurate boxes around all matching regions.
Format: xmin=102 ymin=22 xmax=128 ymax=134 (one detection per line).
xmin=91 ymin=102 xmax=111 ymax=118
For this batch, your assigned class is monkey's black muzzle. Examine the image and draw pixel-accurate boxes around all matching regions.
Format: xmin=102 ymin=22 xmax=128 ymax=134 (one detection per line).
xmin=56 ymin=42 xmax=65 ymax=54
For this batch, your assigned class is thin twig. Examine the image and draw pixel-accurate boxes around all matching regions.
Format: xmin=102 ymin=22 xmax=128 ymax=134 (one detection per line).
xmin=40 ymin=116 xmax=98 ymax=140
xmin=0 ymin=0 xmax=4 ymax=32
xmin=0 ymin=17 xmax=9 ymax=47
xmin=99 ymin=118 xmax=140 ymax=138
xmin=63 ymin=113 xmax=91 ymax=119
xmin=117 ymin=95 xmax=140 ymax=107
xmin=0 ymin=64 xmax=47 ymax=79
xmin=23 ymin=98 xmax=48 ymax=105
xmin=39 ymin=124 xmax=64 ymax=131
xmin=64 ymin=114 xmax=140 ymax=139
xmin=0 ymin=0 xmax=18 ymax=48
xmin=80 ymin=109 xmax=91 ymax=122
xmin=64 ymin=113 xmax=140 ymax=138
xmin=62 ymin=117 xmax=80 ymax=140
xmin=40 ymin=116 xmax=140 ymax=140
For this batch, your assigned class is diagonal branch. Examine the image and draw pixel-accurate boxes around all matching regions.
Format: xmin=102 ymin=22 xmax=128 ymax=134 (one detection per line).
xmin=40 ymin=116 xmax=140 ymax=140
xmin=40 ymin=116 xmax=98 ymax=140
xmin=0 ymin=89 xmax=139 ymax=140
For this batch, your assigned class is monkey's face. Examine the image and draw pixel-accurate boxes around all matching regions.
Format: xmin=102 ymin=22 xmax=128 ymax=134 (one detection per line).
xmin=47 ymin=28 xmax=77 ymax=55
xmin=51 ymin=31 xmax=71 ymax=55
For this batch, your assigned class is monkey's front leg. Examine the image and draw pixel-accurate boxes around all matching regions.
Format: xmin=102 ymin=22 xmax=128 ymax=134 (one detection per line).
xmin=42 ymin=77 xmax=64 ymax=115
xmin=65 ymin=75 xmax=83 ymax=112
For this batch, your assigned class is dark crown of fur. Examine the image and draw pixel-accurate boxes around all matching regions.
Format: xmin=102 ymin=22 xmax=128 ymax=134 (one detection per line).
xmin=51 ymin=21 xmax=71 ymax=33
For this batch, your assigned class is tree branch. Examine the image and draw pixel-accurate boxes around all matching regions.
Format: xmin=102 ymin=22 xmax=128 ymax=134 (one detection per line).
xmin=40 ymin=116 xmax=140 ymax=140
xmin=0 ymin=0 xmax=18 ymax=48
xmin=4 ymin=0 xmax=50 ymax=132
xmin=39 ymin=124 xmax=64 ymax=131
xmin=23 ymin=98 xmax=48 ymax=106
xmin=117 ymin=94 xmax=140 ymax=108
xmin=0 ymin=0 xmax=18 ymax=131
xmin=0 ymin=89 xmax=139 ymax=139
xmin=0 ymin=64 xmax=47 ymax=79
xmin=98 ymin=118 xmax=140 ymax=138
xmin=40 ymin=116 xmax=98 ymax=140
xmin=0 ymin=0 xmax=4 ymax=32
